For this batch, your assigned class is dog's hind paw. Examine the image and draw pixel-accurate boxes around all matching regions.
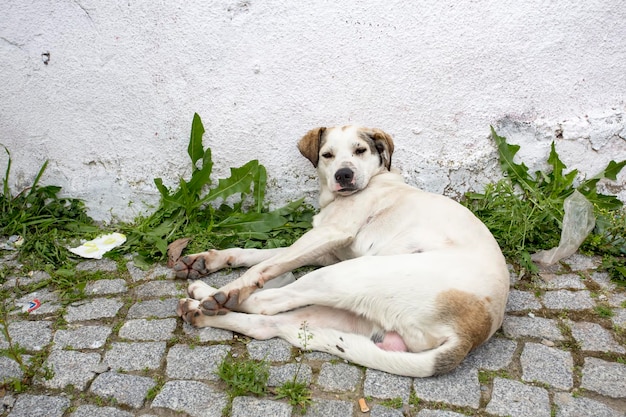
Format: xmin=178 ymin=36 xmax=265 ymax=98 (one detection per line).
xmin=177 ymin=298 xmax=206 ymax=325
xmin=199 ymin=290 xmax=237 ymax=316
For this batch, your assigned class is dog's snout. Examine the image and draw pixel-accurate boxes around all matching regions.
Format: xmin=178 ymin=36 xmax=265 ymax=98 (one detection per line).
xmin=335 ymin=168 xmax=354 ymax=186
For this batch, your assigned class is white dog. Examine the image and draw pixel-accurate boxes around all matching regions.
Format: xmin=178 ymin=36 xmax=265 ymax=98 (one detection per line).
xmin=175 ymin=126 xmax=509 ymax=377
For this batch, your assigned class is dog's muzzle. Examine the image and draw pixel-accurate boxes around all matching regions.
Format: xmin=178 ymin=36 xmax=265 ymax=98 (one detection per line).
xmin=335 ymin=167 xmax=356 ymax=192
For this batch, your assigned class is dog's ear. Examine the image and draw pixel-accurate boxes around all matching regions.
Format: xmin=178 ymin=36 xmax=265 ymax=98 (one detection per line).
xmin=370 ymin=128 xmax=395 ymax=170
xmin=298 ymin=127 xmax=326 ymax=168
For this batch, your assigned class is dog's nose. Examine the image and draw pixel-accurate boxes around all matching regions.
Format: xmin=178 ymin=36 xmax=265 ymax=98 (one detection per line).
xmin=335 ymin=168 xmax=354 ymax=185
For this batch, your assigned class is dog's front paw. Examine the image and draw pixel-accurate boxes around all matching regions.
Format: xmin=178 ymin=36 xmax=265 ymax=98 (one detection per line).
xmin=173 ymin=250 xmax=227 ymax=279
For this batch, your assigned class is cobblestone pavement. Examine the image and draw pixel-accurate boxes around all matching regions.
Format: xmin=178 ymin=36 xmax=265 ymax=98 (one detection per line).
xmin=1 ymin=253 xmax=625 ymax=417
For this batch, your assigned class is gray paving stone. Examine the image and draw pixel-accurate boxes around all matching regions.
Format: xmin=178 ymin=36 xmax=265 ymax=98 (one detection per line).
xmin=0 ymin=320 xmax=52 ymax=351
xmin=104 ymin=342 xmax=166 ymax=371
xmin=412 ymin=363 xmax=481 ymax=408
xmin=3 ymin=270 xmax=51 ymax=289
xmin=90 ymin=371 xmax=156 ymax=409
xmin=580 ymin=357 xmax=626 ymax=398
xmin=589 ymin=271 xmax=617 ymax=290
xmin=520 ymin=342 xmax=573 ymax=390
xmin=502 ymin=315 xmax=566 ymax=341
xmin=371 ymin=404 xmax=405 ymax=417
xmin=199 ymin=270 xmax=243 ymax=289
xmin=364 ymin=369 xmax=412 ymax=402
xmin=268 ymin=363 xmax=312 ymax=386
xmin=53 ymin=325 xmax=112 ymax=350
xmin=134 ymin=280 xmax=182 ymax=298
xmin=562 ymin=253 xmax=601 ymax=271
xmin=247 ymin=338 xmax=293 ymax=361
xmin=42 ymin=350 xmax=101 ymax=390
xmin=506 ymin=290 xmax=542 ymax=312
xmin=464 ymin=337 xmax=517 ymax=370
xmin=553 ymin=392 xmax=623 ymax=417
xmin=85 ymin=279 xmax=127 ymax=295
xmin=608 ymin=292 xmax=626 ymax=308
xmin=568 ymin=320 xmax=625 ymax=353
xmin=538 ymin=273 xmax=587 ymax=289
xmin=70 ymin=405 xmax=133 ymax=417
xmin=126 ymin=261 xmax=147 ymax=282
xmin=612 ymin=308 xmax=626 ymax=327
xmin=541 ymin=290 xmax=595 ymax=310
xmin=304 ymin=399 xmax=354 ymax=417
xmin=7 ymin=394 xmax=70 ymax=417
xmin=183 ymin=322 xmax=233 ymax=341
xmin=317 ymin=362 xmax=362 ymax=392
xmin=119 ymin=318 xmax=177 ymax=341
xmin=126 ymin=298 xmax=179 ymax=319
xmin=76 ymin=259 xmax=118 ymax=272
xmin=146 ymin=264 xmax=175 ymax=280
xmin=231 ymin=396 xmax=292 ymax=417
xmin=304 ymin=351 xmax=340 ymax=361
xmin=151 ymin=380 xmax=228 ymax=417
xmin=485 ymin=378 xmax=550 ymax=417
xmin=0 ymin=356 xmax=23 ymax=382
xmin=65 ymin=297 xmax=124 ymax=322
xmin=416 ymin=411 xmax=469 ymax=417
xmin=166 ymin=344 xmax=230 ymax=380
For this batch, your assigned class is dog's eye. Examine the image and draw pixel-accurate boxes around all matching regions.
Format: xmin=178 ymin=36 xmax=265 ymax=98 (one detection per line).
xmin=322 ymin=152 xmax=333 ymax=159
xmin=355 ymin=148 xmax=367 ymax=155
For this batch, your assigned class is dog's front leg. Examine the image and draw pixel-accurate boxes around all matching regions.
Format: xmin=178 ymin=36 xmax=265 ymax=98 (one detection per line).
xmin=198 ymin=226 xmax=353 ymax=315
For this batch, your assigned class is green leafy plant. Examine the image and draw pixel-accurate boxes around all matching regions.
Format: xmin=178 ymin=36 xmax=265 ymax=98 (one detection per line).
xmin=121 ymin=113 xmax=314 ymax=266
xmin=1 ymin=147 xmax=97 ymax=268
xmin=463 ymin=127 xmax=626 ymax=278
xmin=275 ymin=321 xmax=313 ymax=413
xmin=217 ymin=352 xmax=269 ymax=398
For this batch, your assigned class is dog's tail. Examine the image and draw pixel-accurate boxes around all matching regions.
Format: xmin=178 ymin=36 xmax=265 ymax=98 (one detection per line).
xmin=303 ymin=329 xmax=471 ymax=377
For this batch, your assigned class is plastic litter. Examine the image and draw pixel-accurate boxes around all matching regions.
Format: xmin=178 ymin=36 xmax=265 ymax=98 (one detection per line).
xmin=69 ymin=232 xmax=126 ymax=259
xmin=531 ymin=190 xmax=595 ymax=265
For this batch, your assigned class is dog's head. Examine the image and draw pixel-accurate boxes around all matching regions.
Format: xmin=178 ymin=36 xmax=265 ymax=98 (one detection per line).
xmin=298 ymin=126 xmax=394 ymax=204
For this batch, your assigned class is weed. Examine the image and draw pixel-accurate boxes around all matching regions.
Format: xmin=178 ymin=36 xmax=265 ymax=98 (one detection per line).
xmin=1 ymin=146 xmax=98 ymax=269
xmin=146 ymin=376 xmax=165 ymax=401
xmin=217 ymin=352 xmax=269 ymax=398
xmin=275 ymin=321 xmax=313 ymax=413
xmin=463 ymin=127 xmax=625 ymax=279
xmin=118 ymin=113 xmax=314 ymax=266
xmin=409 ymin=391 xmax=421 ymax=407
xmin=380 ymin=397 xmax=403 ymax=409
xmin=594 ymin=304 xmax=614 ymax=318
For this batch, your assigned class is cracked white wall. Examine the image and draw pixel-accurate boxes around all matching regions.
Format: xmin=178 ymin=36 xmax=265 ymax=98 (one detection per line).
xmin=0 ymin=1 xmax=625 ymax=222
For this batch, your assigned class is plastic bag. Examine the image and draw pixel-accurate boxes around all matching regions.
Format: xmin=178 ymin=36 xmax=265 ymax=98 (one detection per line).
xmin=531 ymin=190 xmax=595 ymax=265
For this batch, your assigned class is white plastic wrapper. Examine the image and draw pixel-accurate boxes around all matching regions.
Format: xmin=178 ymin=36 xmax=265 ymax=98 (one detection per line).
xmin=69 ymin=232 xmax=126 ymax=259
xmin=531 ymin=190 xmax=595 ymax=265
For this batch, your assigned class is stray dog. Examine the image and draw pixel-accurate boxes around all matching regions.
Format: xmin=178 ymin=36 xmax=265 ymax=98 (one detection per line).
xmin=175 ymin=126 xmax=509 ymax=377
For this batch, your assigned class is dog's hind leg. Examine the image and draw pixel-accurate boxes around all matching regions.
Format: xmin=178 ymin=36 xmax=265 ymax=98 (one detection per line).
xmin=177 ymin=297 xmax=449 ymax=377
xmin=178 ymin=298 xmax=377 ymax=344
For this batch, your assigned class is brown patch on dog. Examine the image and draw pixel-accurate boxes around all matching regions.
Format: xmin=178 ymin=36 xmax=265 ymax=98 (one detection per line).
xmin=432 ymin=289 xmax=493 ymax=375
xmin=359 ymin=128 xmax=395 ymax=169
xmin=298 ymin=127 xmax=326 ymax=167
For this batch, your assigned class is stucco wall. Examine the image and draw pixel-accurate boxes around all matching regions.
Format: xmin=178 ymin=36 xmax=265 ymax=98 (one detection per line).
xmin=1 ymin=0 xmax=625 ymax=222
